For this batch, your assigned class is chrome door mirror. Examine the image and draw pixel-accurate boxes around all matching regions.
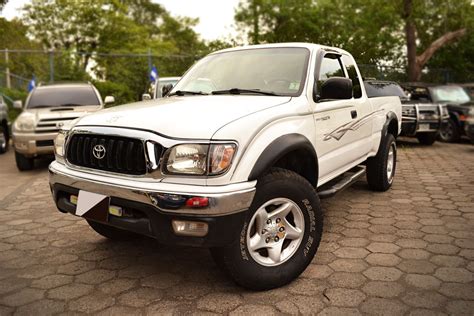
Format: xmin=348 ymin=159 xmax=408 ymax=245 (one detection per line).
xmin=13 ymin=100 xmax=23 ymax=109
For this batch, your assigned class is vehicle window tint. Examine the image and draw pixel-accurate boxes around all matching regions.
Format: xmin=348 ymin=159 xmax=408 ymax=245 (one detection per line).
xmin=364 ymin=82 xmax=407 ymax=99
xmin=342 ymin=55 xmax=362 ymax=98
xmin=27 ymin=86 xmax=100 ymax=108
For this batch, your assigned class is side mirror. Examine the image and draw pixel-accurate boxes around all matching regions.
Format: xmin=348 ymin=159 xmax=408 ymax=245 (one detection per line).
xmin=142 ymin=93 xmax=152 ymax=101
xmin=13 ymin=100 xmax=23 ymax=109
xmin=161 ymin=84 xmax=173 ymax=97
xmin=104 ymin=96 xmax=115 ymax=105
xmin=319 ymin=77 xmax=353 ymax=101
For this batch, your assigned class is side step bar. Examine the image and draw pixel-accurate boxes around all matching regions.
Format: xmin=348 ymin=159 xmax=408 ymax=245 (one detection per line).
xmin=318 ymin=165 xmax=366 ymax=199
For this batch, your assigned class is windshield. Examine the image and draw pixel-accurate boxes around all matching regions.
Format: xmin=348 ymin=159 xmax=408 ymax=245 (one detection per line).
xmin=27 ymin=86 xmax=101 ymax=108
xmin=430 ymin=86 xmax=471 ymax=104
xmin=171 ymin=47 xmax=310 ymax=96
xmin=364 ymin=82 xmax=408 ymax=99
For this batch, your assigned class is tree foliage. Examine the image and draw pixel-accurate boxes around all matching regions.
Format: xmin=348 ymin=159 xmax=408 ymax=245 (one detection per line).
xmin=235 ymin=0 xmax=473 ymax=82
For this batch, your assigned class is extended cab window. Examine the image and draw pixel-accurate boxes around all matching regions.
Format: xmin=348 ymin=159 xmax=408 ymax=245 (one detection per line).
xmin=342 ymin=55 xmax=362 ymax=98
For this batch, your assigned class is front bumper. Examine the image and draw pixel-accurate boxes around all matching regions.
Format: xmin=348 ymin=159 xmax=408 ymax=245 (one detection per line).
xmin=13 ymin=131 xmax=57 ymax=156
xmin=49 ymin=161 xmax=256 ymax=247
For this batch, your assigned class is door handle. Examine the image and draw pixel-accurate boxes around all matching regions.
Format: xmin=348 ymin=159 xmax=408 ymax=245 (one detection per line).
xmin=351 ymin=110 xmax=358 ymax=119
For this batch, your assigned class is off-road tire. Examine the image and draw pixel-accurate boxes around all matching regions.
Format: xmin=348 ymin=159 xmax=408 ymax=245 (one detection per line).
xmin=366 ymin=133 xmax=396 ymax=192
xmin=15 ymin=151 xmax=34 ymax=171
xmin=210 ymin=168 xmax=323 ymax=290
xmin=87 ymin=220 xmax=140 ymax=241
xmin=439 ymin=118 xmax=460 ymax=143
xmin=416 ymin=132 xmax=437 ymax=145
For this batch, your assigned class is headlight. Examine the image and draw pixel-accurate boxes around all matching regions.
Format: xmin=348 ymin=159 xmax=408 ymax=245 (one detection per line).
xmin=163 ymin=143 xmax=237 ymax=176
xmin=13 ymin=115 xmax=35 ymax=132
xmin=402 ymin=106 xmax=416 ymax=117
xmin=54 ymin=130 xmax=67 ymax=159
xmin=441 ymin=105 xmax=449 ymax=117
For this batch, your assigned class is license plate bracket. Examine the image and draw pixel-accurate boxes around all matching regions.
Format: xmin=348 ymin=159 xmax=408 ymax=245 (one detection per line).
xmin=76 ymin=190 xmax=110 ymax=222
xmin=418 ymin=123 xmax=430 ymax=131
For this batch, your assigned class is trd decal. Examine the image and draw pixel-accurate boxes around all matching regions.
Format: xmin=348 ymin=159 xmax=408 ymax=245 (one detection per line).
xmin=323 ymin=110 xmax=384 ymax=141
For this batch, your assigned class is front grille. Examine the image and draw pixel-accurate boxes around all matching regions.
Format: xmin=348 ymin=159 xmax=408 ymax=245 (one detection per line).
xmin=36 ymin=117 xmax=79 ymax=133
xmin=66 ymin=134 xmax=147 ymax=175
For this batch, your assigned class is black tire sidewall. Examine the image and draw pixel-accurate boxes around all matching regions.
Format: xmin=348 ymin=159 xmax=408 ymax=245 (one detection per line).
xmin=220 ymin=169 xmax=323 ymax=290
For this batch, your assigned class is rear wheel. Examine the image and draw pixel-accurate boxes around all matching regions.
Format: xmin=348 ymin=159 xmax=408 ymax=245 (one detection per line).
xmin=439 ymin=119 xmax=460 ymax=142
xmin=210 ymin=168 xmax=323 ymax=290
xmin=0 ymin=125 xmax=7 ymax=154
xmin=416 ymin=132 xmax=437 ymax=145
xmin=87 ymin=220 xmax=140 ymax=241
xmin=366 ymin=133 xmax=396 ymax=192
xmin=15 ymin=151 xmax=34 ymax=171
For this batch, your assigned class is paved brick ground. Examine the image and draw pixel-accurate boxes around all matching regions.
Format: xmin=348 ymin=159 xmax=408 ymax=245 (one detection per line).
xmin=0 ymin=138 xmax=473 ymax=315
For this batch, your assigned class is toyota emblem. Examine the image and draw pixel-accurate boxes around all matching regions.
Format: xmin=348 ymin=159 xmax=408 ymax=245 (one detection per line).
xmin=93 ymin=144 xmax=106 ymax=160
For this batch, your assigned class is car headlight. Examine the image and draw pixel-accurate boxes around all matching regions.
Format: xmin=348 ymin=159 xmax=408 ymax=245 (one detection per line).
xmin=13 ymin=115 xmax=35 ymax=132
xmin=163 ymin=143 xmax=237 ymax=176
xmin=441 ymin=105 xmax=449 ymax=117
xmin=54 ymin=130 xmax=67 ymax=160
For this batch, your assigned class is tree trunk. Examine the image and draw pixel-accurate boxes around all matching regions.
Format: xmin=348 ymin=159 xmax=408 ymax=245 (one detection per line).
xmin=403 ymin=0 xmax=418 ymax=82
xmin=251 ymin=0 xmax=260 ymax=44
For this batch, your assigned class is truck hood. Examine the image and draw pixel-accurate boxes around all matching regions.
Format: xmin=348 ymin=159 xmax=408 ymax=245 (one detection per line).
xmin=20 ymin=105 xmax=102 ymax=122
xmin=75 ymin=95 xmax=292 ymax=139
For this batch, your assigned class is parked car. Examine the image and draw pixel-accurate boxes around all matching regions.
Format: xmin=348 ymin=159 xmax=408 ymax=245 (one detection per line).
xmin=365 ymin=80 xmax=448 ymax=145
xmin=142 ymin=77 xmax=180 ymax=100
xmin=465 ymin=107 xmax=474 ymax=143
xmin=0 ymin=95 xmax=9 ymax=154
xmin=49 ymin=43 xmax=401 ymax=290
xmin=403 ymin=83 xmax=473 ymax=142
xmin=12 ymin=82 xmax=114 ymax=170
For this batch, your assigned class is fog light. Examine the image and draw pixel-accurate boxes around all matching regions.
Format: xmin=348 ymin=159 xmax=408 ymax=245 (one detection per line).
xmin=172 ymin=220 xmax=208 ymax=237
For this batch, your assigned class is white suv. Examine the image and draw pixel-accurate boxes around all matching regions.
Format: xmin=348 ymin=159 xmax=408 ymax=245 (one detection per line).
xmin=49 ymin=43 xmax=401 ymax=290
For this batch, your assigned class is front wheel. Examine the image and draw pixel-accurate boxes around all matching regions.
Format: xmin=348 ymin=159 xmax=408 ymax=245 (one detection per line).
xmin=210 ymin=168 xmax=323 ymax=290
xmin=366 ymin=133 xmax=396 ymax=192
xmin=416 ymin=132 xmax=437 ymax=145
xmin=439 ymin=119 xmax=460 ymax=143
xmin=15 ymin=151 xmax=34 ymax=171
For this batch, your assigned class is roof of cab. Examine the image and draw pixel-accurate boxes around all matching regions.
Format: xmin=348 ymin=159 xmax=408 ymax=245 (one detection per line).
xmin=211 ymin=42 xmax=351 ymax=56
xmin=35 ymin=82 xmax=94 ymax=90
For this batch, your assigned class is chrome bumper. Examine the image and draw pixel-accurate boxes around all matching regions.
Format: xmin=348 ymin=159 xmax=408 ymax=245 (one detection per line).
xmin=13 ymin=132 xmax=57 ymax=156
xmin=49 ymin=161 xmax=256 ymax=216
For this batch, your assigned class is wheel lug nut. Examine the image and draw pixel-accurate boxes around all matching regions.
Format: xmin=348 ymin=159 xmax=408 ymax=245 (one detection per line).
xmin=265 ymin=237 xmax=271 ymax=243
xmin=266 ymin=219 xmax=272 ymax=224
xmin=274 ymin=236 xmax=279 ymax=242
xmin=279 ymin=227 xmax=285 ymax=232
xmin=276 ymin=218 xmax=281 ymax=223
xmin=261 ymin=229 xmax=266 ymax=234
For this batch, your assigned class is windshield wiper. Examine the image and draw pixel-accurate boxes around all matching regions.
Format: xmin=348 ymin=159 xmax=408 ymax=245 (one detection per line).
xmin=212 ymin=88 xmax=280 ymax=96
xmin=168 ymin=90 xmax=209 ymax=96
xmin=60 ymin=103 xmax=84 ymax=107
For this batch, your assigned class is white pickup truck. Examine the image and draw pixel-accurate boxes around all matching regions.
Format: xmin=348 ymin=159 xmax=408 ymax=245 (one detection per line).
xmin=49 ymin=43 xmax=401 ymax=290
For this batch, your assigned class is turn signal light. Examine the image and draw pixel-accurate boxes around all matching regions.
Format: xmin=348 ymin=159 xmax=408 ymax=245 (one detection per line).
xmin=186 ymin=197 xmax=209 ymax=208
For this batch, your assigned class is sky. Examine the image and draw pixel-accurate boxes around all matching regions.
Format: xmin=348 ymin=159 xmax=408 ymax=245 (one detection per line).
xmin=0 ymin=0 xmax=240 ymax=41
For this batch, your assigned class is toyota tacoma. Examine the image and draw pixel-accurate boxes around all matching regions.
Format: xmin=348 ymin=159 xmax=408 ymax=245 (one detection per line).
xmin=49 ymin=43 xmax=401 ymax=290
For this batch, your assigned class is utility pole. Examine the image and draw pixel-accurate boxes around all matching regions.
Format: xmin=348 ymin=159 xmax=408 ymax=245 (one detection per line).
xmin=49 ymin=50 xmax=54 ymax=83
xmin=147 ymin=48 xmax=152 ymax=80
xmin=4 ymin=49 xmax=11 ymax=89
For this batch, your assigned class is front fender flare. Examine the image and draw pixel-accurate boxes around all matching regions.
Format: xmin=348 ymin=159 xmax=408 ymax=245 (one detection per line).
xmin=248 ymin=133 xmax=317 ymax=182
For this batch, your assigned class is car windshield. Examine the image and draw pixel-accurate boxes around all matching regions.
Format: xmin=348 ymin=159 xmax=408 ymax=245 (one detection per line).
xmin=27 ymin=86 xmax=101 ymax=109
xmin=430 ymin=86 xmax=471 ymax=104
xmin=171 ymin=47 xmax=310 ymax=96
xmin=364 ymin=82 xmax=408 ymax=99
